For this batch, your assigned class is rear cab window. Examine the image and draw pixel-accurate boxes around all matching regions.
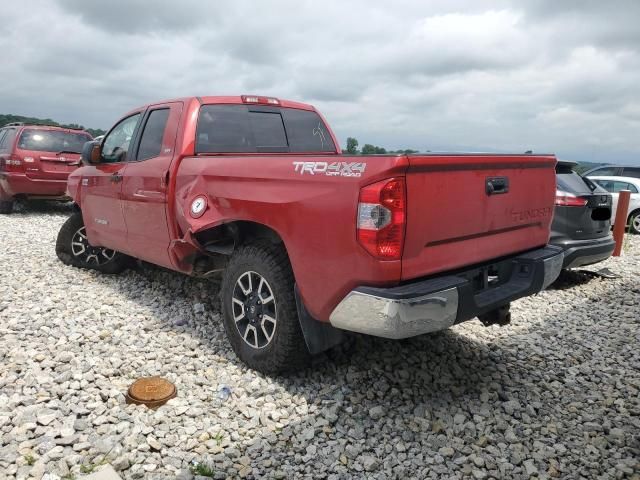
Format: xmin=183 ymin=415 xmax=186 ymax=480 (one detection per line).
xmin=195 ymin=104 xmax=335 ymax=154
xmin=17 ymin=129 xmax=92 ymax=153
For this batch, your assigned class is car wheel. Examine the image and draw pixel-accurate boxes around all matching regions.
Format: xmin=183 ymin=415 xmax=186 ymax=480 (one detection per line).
xmin=0 ymin=200 xmax=13 ymax=214
xmin=629 ymin=210 xmax=640 ymax=234
xmin=220 ymin=241 xmax=310 ymax=374
xmin=56 ymin=211 xmax=130 ymax=274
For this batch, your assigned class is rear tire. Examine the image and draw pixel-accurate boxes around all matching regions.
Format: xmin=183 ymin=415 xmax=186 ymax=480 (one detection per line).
xmin=628 ymin=210 xmax=640 ymax=234
xmin=220 ymin=241 xmax=310 ymax=374
xmin=0 ymin=200 xmax=13 ymax=214
xmin=56 ymin=212 xmax=130 ymax=274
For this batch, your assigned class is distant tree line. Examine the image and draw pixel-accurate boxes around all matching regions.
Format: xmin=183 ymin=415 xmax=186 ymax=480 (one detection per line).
xmin=343 ymin=137 xmax=420 ymax=155
xmin=0 ymin=113 xmax=106 ymax=138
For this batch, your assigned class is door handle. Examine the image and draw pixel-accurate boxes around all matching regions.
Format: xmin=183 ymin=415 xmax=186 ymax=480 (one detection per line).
xmin=486 ymin=176 xmax=509 ymax=195
xmin=110 ymin=173 xmax=123 ymax=183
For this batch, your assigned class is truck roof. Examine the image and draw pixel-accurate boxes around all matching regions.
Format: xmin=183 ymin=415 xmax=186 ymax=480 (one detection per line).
xmin=137 ymin=95 xmax=317 ymax=112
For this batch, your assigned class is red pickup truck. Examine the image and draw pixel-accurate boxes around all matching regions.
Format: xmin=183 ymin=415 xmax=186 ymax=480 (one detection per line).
xmin=0 ymin=123 xmax=93 ymax=213
xmin=55 ymin=95 xmax=563 ymax=373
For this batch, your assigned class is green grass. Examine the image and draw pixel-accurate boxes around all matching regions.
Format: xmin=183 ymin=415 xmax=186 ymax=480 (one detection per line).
xmin=80 ymin=464 xmax=96 ymax=474
xmin=61 ymin=475 xmax=76 ymax=480
xmin=24 ymin=454 xmax=35 ymax=466
xmin=190 ymin=461 xmax=217 ymax=477
xmin=213 ymin=432 xmax=225 ymax=446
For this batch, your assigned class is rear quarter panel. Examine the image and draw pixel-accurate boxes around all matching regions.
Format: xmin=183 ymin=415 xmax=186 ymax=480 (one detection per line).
xmin=174 ymin=154 xmax=408 ymax=321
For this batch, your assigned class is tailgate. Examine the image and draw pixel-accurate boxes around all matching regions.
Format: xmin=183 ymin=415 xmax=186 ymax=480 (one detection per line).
xmin=30 ymin=153 xmax=82 ymax=180
xmin=402 ymin=154 xmax=556 ymax=280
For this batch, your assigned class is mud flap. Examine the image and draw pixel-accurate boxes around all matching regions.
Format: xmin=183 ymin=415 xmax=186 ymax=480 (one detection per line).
xmin=294 ymin=285 xmax=345 ymax=355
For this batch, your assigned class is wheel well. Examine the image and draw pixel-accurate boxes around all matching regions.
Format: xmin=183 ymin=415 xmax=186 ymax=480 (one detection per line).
xmin=191 ymin=221 xmax=287 ymax=276
xmin=628 ymin=208 xmax=640 ymax=221
xmin=194 ymin=221 xmax=285 ymax=255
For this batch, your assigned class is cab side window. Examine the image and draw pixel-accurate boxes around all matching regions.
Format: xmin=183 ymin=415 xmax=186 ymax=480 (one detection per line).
xmin=611 ymin=181 xmax=633 ymax=193
xmin=595 ymin=180 xmax=613 ymax=192
xmin=102 ymin=114 xmax=141 ymax=163
xmin=136 ymin=109 xmax=170 ymax=161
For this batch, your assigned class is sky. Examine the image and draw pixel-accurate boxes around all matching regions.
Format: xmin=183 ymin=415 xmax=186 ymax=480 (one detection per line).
xmin=1 ymin=0 xmax=638 ymax=164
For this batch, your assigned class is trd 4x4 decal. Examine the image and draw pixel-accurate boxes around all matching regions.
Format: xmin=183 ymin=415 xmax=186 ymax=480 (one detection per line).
xmin=292 ymin=161 xmax=366 ymax=177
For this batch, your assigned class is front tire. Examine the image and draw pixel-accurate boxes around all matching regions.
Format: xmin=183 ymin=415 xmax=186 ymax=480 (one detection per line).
xmin=220 ymin=242 xmax=310 ymax=374
xmin=0 ymin=200 xmax=13 ymax=214
xmin=628 ymin=210 xmax=640 ymax=234
xmin=56 ymin=212 xmax=130 ymax=274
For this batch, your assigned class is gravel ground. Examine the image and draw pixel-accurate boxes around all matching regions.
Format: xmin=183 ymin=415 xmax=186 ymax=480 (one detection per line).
xmin=1 ymin=203 xmax=639 ymax=480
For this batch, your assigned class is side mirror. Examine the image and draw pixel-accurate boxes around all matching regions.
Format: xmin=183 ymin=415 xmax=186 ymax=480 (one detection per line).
xmin=81 ymin=141 xmax=101 ymax=165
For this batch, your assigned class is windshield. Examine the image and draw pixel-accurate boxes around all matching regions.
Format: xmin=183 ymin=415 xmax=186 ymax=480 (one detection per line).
xmin=17 ymin=129 xmax=92 ymax=153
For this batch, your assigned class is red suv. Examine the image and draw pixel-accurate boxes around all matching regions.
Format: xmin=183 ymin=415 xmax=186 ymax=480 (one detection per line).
xmin=0 ymin=123 xmax=93 ymax=213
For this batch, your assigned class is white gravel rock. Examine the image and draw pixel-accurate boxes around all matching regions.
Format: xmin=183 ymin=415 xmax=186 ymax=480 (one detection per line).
xmin=0 ymin=203 xmax=639 ymax=479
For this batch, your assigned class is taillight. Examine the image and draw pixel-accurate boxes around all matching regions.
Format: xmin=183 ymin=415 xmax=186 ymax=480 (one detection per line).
xmin=1 ymin=155 xmax=24 ymax=172
xmin=555 ymin=190 xmax=588 ymax=207
xmin=357 ymin=177 xmax=406 ymax=260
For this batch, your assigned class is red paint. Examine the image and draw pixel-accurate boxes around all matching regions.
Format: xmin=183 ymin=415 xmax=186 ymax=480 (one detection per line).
xmin=68 ymin=96 xmax=558 ymax=321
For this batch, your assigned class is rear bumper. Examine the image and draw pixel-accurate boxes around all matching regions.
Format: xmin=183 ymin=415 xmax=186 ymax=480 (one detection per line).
xmin=329 ymin=245 xmax=564 ymax=339
xmin=0 ymin=172 xmax=69 ymax=200
xmin=551 ymin=235 xmax=615 ymax=269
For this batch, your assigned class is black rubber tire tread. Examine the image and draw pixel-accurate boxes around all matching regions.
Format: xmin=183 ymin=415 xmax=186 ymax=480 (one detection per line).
xmin=628 ymin=209 xmax=640 ymax=234
xmin=0 ymin=200 xmax=13 ymax=214
xmin=55 ymin=211 xmax=130 ymax=274
xmin=220 ymin=241 xmax=310 ymax=374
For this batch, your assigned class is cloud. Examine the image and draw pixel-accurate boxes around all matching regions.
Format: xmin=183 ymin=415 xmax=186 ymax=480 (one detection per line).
xmin=0 ymin=0 xmax=638 ymax=164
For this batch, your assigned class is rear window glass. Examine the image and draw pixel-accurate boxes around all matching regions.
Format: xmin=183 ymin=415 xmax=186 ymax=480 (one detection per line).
xmin=557 ymin=172 xmax=596 ymax=193
xmin=195 ymin=104 xmax=335 ymax=154
xmin=282 ymin=108 xmax=335 ymax=152
xmin=17 ymin=129 xmax=92 ymax=153
xmin=197 ymin=105 xmax=254 ymax=153
xmin=248 ymin=111 xmax=287 ymax=149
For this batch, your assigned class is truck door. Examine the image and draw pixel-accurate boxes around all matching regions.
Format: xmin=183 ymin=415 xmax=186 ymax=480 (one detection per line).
xmin=80 ymin=112 xmax=142 ymax=252
xmin=119 ymin=102 xmax=183 ymax=269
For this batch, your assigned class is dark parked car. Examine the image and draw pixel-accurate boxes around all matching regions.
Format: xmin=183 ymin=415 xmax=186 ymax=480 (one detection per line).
xmin=551 ymin=161 xmax=615 ymax=269
xmin=583 ymin=164 xmax=640 ymax=179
